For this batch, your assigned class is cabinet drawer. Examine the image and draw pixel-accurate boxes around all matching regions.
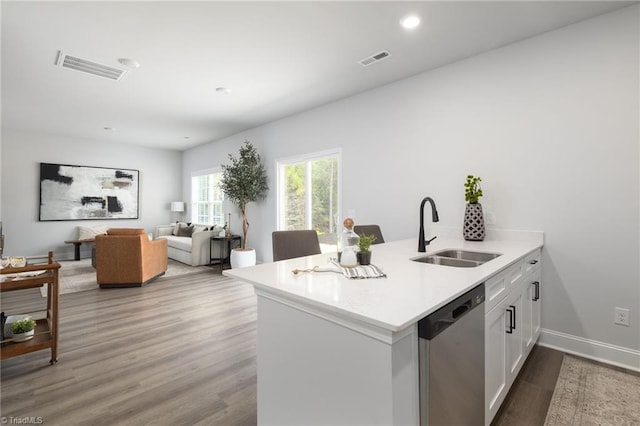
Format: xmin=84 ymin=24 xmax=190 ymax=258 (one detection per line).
xmin=485 ymin=261 xmax=524 ymax=313
xmin=523 ymin=249 xmax=541 ymax=275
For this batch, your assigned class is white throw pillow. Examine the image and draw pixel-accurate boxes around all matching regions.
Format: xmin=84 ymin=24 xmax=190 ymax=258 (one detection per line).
xmin=193 ymin=225 xmax=208 ymax=234
xmin=77 ymin=225 xmax=108 ymax=240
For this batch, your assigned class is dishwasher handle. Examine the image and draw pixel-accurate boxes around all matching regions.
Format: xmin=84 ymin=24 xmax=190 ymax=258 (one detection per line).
xmin=452 ymin=304 xmax=469 ymax=319
xmin=418 ymin=284 xmax=485 ymax=340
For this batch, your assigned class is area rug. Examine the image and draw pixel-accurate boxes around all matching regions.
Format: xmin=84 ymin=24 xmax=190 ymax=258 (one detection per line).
xmin=544 ymin=355 xmax=640 ymax=426
xmin=40 ymin=259 xmax=211 ymax=296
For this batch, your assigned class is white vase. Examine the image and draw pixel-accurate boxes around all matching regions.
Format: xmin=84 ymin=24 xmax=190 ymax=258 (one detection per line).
xmin=12 ymin=329 xmax=34 ymax=342
xmin=230 ymin=248 xmax=256 ymax=268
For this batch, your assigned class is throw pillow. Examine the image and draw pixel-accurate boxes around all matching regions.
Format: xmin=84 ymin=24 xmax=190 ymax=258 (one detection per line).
xmin=193 ymin=225 xmax=208 ymax=234
xmin=176 ymin=223 xmax=194 ymax=237
xmin=77 ymin=225 xmax=108 ymax=240
xmin=172 ymin=222 xmax=186 ymax=236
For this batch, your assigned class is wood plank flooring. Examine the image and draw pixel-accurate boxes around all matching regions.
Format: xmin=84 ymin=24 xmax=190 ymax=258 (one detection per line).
xmin=2 ymin=269 xmax=566 ymax=425
xmin=1 ymin=271 xmax=257 ymax=425
xmin=492 ymin=345 xmax=565 ymax=426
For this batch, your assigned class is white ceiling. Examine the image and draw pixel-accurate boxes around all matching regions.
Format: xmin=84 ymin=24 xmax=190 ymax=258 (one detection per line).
xmin=2 ymin=1 xmax=635 ymax=151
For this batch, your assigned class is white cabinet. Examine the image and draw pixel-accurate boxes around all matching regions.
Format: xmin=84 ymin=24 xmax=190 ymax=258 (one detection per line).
xmin=522 ymin=268 xmax=541 ymax=353
xmin=485 ymin=249 xmax=542 ymax=426
xmin=485 ymin=297 xmax=508 ymax=423
xmin=522 ymin=249 xmax=542 ymax=354
xmin=485 ymin=283 xmax=525 ymax=424
xmin=505 ymin=287 xmax=525 ymax=382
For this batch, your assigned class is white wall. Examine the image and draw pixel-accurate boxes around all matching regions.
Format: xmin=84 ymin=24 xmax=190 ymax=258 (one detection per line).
xmin=1 ymin=129 xmax=183 ymax=260
xmin=184 ymin=7 xmax=639 ymax=364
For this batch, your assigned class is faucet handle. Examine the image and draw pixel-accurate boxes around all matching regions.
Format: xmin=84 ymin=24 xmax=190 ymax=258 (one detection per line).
xmin=426 ymin=236 xmax=437 ymax=245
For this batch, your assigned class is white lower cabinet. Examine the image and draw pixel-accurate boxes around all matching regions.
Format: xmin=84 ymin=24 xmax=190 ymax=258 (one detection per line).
xmin=523 ymin=268 xmax=542 ymax=353
xmin=485 ymin=298 xmax=508 ymax=423
xmin=505 ymin=287 xmax=525 ymax=383
xmin=485 ymin=249 xmax=541 ymax=426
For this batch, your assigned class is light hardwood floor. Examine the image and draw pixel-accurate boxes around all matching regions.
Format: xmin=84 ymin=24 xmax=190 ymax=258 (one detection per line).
xmin=2 ymin=269 xmax=564 ymax=425
xmin=1 ymin=271 xmax=257 ymax=425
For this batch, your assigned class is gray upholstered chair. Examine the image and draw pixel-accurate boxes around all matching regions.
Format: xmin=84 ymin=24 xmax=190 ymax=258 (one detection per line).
xmin=353 ymin=225 xmax=385 ymax=244
xmin=272 ymin=230 xmax=321 ymax=261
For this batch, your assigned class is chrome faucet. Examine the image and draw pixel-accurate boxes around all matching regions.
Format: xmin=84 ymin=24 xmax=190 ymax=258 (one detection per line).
xmin=418 ymin=197 xmax=440 ymax=252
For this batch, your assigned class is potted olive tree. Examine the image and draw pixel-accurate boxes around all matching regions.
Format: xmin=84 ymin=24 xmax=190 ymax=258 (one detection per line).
xmin=463 ymin=174 xmax=485 ymax=241
xmin=219 ymin=140 xmax=269 ymax=268
xmin=11 ymin=318 xmax=36 ymax=342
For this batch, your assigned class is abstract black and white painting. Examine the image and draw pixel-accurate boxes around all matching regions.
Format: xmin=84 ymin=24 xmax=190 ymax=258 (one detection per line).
xmin=39 ymin=163 xmax=139 ymax=221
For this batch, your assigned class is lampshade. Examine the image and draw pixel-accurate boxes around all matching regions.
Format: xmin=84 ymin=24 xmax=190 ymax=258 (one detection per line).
xmin=170 ymin=201 xmax=185 ymax=212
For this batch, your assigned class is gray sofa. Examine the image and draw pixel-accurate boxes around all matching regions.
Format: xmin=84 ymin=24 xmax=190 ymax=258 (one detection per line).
xmin=154 ymin=223 xmax=224 ymax=266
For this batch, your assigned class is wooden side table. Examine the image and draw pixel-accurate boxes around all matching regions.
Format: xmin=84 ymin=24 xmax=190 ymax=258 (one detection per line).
xmin=210 ymin=235 xmax=241 ymax=271
xmin=64 ymin=239 xmax=94 ymax=261
xmin=1 ymin=251 xmax=60 ymax=364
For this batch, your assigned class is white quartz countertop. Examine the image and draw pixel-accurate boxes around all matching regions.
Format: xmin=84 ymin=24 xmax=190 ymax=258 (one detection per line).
xmin=224 ymin=229 xmax=543 ymax=333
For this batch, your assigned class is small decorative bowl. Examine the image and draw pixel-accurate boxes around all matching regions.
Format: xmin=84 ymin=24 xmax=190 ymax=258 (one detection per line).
xmin=10 ymin=257 xmax=27 ymax=268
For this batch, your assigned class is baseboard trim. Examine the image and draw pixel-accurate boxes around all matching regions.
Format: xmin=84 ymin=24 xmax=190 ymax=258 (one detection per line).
xmin=538 ymin=328 xmax=640 ymax=373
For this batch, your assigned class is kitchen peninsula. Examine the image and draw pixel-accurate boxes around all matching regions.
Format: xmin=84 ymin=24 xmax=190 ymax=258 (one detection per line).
xmin=224 ymin=229 xmax=543 ymax=425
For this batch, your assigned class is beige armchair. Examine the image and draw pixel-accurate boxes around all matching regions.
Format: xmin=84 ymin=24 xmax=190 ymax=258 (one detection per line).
xmin=95 ymin=228 xmax=168 ymax=288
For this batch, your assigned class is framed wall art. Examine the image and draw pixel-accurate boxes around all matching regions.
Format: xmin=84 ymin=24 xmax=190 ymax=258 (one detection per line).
xmin=39 ymin=162 xmax=139 ymax=221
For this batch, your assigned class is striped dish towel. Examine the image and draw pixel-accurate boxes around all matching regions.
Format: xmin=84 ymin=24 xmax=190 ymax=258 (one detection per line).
xmin=330 ymin=259 xmax=387 ymax=279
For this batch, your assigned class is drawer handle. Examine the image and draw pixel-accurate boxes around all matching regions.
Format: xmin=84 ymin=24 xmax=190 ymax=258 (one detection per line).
xmin=529 ymin=259 xmax=539 ymax=265
xmin=532 ymin=281 xmax=540 ymax=301
xmin=510 ymin=305 xmax=517 ymax=330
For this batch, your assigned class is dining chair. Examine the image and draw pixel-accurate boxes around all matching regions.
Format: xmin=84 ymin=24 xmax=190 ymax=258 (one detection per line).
xmin=272 ymin=230 xmax=322 ymax=261
xmin=353 ymin=225 xmax=385 ymax=244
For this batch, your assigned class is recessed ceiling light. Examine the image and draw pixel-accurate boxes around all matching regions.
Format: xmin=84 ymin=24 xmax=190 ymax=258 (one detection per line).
xmin=216 ymin=87 xmax=231 ymax=95
xmin=400 ymin=15 xmax=420 ymax=30
xmin=118 ymin=58 xmax=141 ymax=68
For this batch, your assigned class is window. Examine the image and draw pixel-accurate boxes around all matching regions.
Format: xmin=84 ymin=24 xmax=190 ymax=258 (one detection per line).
xmin=191 ymin=169 xmax=225 ymax=226
xmin=277 ymin=150 xmax=341 ymax=248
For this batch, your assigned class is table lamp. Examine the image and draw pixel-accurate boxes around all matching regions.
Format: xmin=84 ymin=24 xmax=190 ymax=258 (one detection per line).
xmin=170 ymin=201 xmax=185 ymax=223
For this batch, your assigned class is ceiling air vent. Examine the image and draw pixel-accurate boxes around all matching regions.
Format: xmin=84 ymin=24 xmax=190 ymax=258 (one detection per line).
xmin=55 ymin=51 xmax=127 ymax=81
xmin=358 ymin=50 xmax=391 ymax=67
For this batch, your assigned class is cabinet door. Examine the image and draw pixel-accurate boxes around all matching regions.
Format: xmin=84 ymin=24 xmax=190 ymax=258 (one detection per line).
xmin=485 ymin=302 xmax=508 ymax=426
xmin=485 ymin=249 xmax=542 ymax=426
xmin=531 ymin=269 xmax=541 ymax=342
xmin=505 ymin=288 xmax=524 ymax=386
xmin=522 ymin=279 xmax=535 ymax=354
xmin=522 ymin=269 xmax=542 ymax=354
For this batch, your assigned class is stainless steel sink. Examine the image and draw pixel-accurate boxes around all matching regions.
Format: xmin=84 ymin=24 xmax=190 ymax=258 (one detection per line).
xmin=413 ymin=256 xmax=482 ymax=268
xmin=430 ymin=249 xmax=501 ymax=263
xmin=411 ymin=249 xmax=502 ymax=268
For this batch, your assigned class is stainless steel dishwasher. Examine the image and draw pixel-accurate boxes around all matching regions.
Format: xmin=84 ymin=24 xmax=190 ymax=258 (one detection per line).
xmin=418 ymin=284 xmax=485 ymax=426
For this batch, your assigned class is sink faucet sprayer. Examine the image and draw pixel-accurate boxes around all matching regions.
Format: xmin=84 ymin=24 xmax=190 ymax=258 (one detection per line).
xmin=419 ymin=197 xmax=440 ymax=252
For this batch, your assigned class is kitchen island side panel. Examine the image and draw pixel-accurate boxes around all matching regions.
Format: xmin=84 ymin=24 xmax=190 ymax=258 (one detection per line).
xmin=257 ymin=295 xmax=419 ymax=425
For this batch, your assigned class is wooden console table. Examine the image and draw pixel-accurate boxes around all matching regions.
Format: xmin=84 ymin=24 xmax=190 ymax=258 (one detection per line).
xmin=1 ymin=251 xmax=60 ymax=364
